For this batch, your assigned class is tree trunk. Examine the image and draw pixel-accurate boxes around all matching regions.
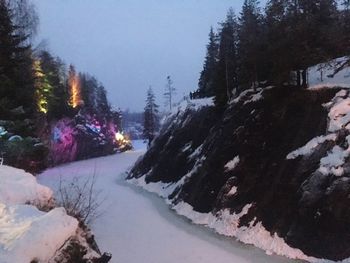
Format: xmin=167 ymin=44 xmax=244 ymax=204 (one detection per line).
xmin=296 ymin=70 xmax=301 ymax=87
xmin=302 ymin=69 xmax=307 ymax=88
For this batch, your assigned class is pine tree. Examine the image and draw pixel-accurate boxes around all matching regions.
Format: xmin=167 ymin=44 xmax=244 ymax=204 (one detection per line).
xmin=164 ymin=75 xmax=176 ymax=111
xmin=198 ymin=27 xmax=219 ymax=98
xmin=214 ymin=9 xmax=239 ymax=107
xmin=144 ymin=87 xmax=159 ymax=146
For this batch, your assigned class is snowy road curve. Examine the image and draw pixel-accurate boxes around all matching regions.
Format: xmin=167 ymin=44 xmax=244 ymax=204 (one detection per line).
xmin=38 ymin=141 xmax=298 ymax=263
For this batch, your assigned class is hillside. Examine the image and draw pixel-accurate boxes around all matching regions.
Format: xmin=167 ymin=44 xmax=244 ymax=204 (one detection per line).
xmin=128 ymin=83 xmax=350 ymax=261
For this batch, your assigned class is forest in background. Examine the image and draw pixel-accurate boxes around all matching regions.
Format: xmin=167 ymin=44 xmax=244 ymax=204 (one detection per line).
xmin=195 ymin=0 xmax=350 ymax=107
xmin=0 ymin=0 xmax=124 ymax=172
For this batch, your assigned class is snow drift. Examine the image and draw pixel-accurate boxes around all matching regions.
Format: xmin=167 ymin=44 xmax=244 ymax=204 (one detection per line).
xmin=0 ymin=165 xmax=53 ymax=206
xmin=0 ymin=165 xmax=79 ymax=263
xmin=0 ymin=204 xmax=78 ymax=263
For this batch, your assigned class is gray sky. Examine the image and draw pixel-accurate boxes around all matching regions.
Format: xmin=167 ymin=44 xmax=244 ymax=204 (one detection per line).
xmin=32 ymin=0 xmax=262 ymax=111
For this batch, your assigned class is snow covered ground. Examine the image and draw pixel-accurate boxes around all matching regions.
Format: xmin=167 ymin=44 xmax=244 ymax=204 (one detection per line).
xmin=0 ymin=165 xmax=78 ymax=263
xmin=38 ymin=140 xmax=297 ymax=263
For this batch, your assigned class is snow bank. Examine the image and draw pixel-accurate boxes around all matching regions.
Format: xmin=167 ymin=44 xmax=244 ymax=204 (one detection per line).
xmin=169 ymin=192 xmax=315 ymax=261
xmin=308 ymin=57 xmax=350 ymax=89
xmin=0 ymin=165 xmax=53 ymax=206
xmin=0 ymin=203 xmax=78 ymax=263
xmin=129 ymin=174 xmax=316 ymax=262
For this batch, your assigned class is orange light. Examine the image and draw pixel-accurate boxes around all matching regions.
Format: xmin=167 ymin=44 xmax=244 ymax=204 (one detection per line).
xmin=115 ymin=132 xmax=124 ymax=141
xmin=69 ymin=73 xmax=82 ymax=108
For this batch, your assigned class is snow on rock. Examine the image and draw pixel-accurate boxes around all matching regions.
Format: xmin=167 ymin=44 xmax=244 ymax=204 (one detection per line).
xmin=227 ymin=186 xmax=238 ymax=196
xmin=328 ymin=97 xmax=350 ymax=132
xmin=0 ymin=165 xmax=53 ymax=206
xmin=0 ymin=203 xmax=78 ymax=263
xmin=318 ymin=142 xmax=350 ymax=176
xmin=287 ymin=89 xmax=350 ymax=178
xmin=231 ymin=88 xmax=263 ymax=105
xmin=287 ymin=134 xmax=337 ymax=160
xmin=169 ymin=97 xmax=214 ymax=117
xmin=188 ymin=97 xmax=215 ymax=110
xmin=224 ymin=156 xmax=240 ymax=171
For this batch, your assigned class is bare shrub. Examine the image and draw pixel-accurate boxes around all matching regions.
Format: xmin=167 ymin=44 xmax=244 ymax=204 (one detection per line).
xmin=57 ymin=168 xmax=105 ymax=225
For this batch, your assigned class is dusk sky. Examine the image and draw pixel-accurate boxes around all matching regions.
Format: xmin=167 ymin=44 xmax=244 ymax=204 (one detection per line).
xmin=32 ymin=0 xmax=266 ymax=111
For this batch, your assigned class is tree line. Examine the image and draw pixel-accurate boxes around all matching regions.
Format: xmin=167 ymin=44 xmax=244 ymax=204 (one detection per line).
xmin=0 ymin=0 xmax=113 ymax=127
xmin=196 ymin=0 xmax=350 ymax=107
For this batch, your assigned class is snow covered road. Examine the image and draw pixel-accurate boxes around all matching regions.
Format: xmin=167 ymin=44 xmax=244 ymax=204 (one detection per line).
xmin=38 ymin=141 xmax=298 ymax=263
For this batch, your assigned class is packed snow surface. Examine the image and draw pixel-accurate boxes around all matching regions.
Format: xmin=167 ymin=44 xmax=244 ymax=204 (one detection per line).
xmin=0 ymin=165 xmax=52 ymax=206
xmin=38 ymin=140 xmax=296 ymax=263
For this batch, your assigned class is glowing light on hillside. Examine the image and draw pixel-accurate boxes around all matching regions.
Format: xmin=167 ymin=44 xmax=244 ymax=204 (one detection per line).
xmin=69 ymin=74 xmax=82 ymax=108
xmin=115 ymin=132 xmax=124 ymax=141
xmin=33 ymin=60 xmax=50 ymax=114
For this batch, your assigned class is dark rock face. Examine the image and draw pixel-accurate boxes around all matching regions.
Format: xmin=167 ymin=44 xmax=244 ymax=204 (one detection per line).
xmin=129 ymin=86 xmax=350 ymax=261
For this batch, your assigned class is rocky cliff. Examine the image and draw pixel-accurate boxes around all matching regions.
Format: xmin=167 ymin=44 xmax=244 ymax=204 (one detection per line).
xmin=128 ymin=86 xmax=350 ymax=261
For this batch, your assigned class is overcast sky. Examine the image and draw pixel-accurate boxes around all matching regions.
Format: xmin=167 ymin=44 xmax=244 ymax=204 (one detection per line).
xmin=32 ymin=0 xmax=265 ymax=112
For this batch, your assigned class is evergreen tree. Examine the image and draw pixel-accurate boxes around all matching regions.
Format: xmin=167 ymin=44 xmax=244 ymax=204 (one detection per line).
xmin=164 ymin=75 xmax=176 ymax=111
xmin=198 ymin=27 xmax=219 ymax=98
xmin=214 ymin=9 xmax=239 ymax=107
xmin=33 ymin=59 xmax=53 ymax=115
xmin=285 ymin=0 xmax=338 ymax=86
xmin=38 ymin=51 xmax=69 ymax=119
xmin=144 ymin=87 xmax=159 ymax=146
xmin=237 ymin=0 xmax=264 ymax=90
xmin=265 ymin=0 xmax=293 ymax=84
xmin=0 ymin=0 xmax=35 ymax=118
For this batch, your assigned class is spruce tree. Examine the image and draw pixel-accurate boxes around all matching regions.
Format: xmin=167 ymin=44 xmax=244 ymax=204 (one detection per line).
xmin=0 ymin=0 xmax=34 ymax=118
xmin=198 ymin=27 xmax=219 ymax=98
xmin=38 ymin=51 xmax=69 ymax=119
xmin=144 ymin=87 xmax=159 ymax=146
xmin=213 ymin=9 xmax=239 ymax=107
xmin=237 ymin=0 xmax=264 ymax=90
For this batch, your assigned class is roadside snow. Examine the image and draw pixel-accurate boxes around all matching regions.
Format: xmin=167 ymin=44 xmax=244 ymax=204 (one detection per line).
xmin=0 ymin=165 xmax=53 ymax=206
xmin=0 ymin=204 xmax=78 ymax=263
